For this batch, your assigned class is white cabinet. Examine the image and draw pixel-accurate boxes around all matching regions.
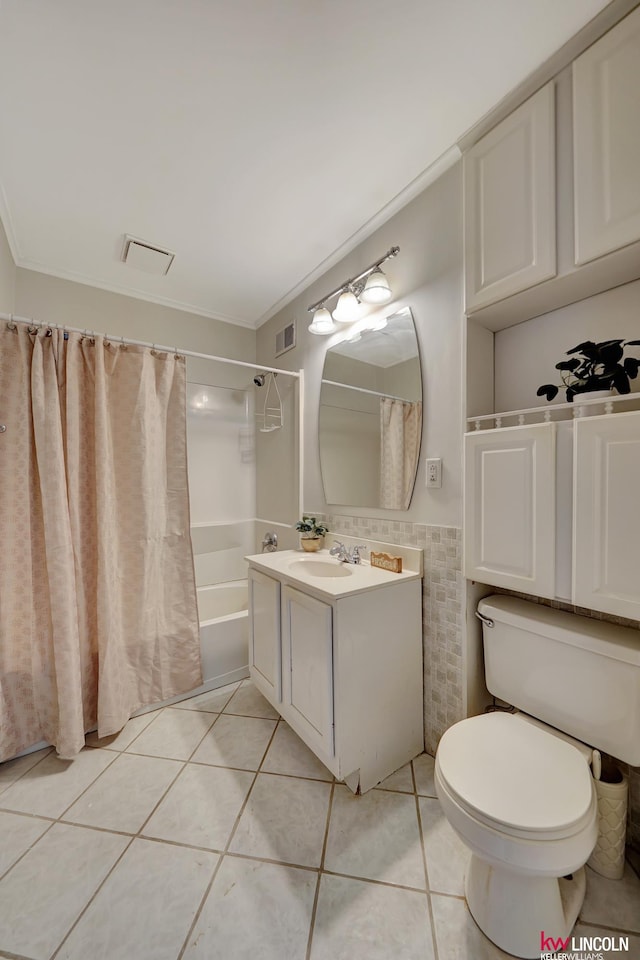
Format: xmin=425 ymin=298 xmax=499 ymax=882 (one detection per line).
xmin=573 ymin=412 xmax=640 ymax=619
xmin=248 ymin=568 xmax=281 ymax=704
xmin=573 ymin=6 xmax=640 ymax=265
xmin=465 ymin=412 xmax=640 ymax=620
xmin=247 ymin=555 xmax=423 ymax=793
xmin=281 ymin=585 xmax=334 ymax=759
xmin=464 ymin=424 xmax=556 ymax=598
xmin=464 ymin=83 xmax=556 ymax=312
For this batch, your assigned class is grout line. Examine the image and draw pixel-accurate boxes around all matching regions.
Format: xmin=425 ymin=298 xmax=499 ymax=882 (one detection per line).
xmin=320 ymin=868 xmax=430 ymax=896
xmin=305 ymin=779 xmax=336 ymax=960
xmin=0 ymin=817 xmax=57 ymax=886
xmin=176 ymin=717 xmax=282 ymax=960
xmin=0 ymin=747 xmax=54 ymax=796
xmin=413 ymin=760 xmax=441 ymax=960
xmin=48 ymin=834 xmax=136 ymax=960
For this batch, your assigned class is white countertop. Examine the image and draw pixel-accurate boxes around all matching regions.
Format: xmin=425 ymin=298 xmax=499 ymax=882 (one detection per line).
xmin=245 ymin=548 xmax=422 ymax=601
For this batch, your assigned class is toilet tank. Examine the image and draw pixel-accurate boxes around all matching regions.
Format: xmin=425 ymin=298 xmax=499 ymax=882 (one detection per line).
xmin=478 ymin=595 xmax=640 ymax=765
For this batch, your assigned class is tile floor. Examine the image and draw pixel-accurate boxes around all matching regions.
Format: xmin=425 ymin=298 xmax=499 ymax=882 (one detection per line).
xmin=0 ymin=678 xmax=639 ymax=960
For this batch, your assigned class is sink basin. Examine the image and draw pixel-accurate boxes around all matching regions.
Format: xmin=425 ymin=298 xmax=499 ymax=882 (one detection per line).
xmin=288 ymin=559 xmax=354 ymax=579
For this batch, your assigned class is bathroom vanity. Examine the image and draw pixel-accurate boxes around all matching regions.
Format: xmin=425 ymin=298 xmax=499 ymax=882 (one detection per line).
xmin=245 ymin=539 xmax=423 ymax=793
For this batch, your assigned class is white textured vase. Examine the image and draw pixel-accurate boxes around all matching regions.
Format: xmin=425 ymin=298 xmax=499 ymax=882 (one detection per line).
xmin=587 ymin=771 xmax=628 ymax=880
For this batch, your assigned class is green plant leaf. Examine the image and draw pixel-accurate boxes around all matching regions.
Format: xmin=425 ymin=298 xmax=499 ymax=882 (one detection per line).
xmin=555 ymin=358 xmax=581 ymax=372
xmin=537 ymin=384 xmax=558 ymax=401
xmin=624 ymin=357 xmax=640 ymax=379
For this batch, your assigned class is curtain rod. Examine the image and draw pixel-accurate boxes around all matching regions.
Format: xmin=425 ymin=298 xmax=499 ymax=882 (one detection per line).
xmin=321 ymin=378 xmax=416 ymax=403
xmin=0 ymin=312 xmax=301 ymax=379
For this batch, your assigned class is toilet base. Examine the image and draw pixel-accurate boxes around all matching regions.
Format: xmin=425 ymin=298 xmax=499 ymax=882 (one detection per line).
xmin=465 ymin=854 xmax=586 ymax=959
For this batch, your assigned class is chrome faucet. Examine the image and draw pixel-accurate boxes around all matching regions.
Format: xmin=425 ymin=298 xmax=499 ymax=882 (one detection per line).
xmin=329 ymin=541 xmax=367 ymax=564
xmin=261 ymin=531 xmax=278 ymax=553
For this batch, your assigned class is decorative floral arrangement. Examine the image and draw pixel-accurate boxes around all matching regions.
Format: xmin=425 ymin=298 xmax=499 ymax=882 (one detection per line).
xmin=536 ymin=339 xmax=640 ymax=402
xmin=295 ymin=516 xmax=329 ymax=539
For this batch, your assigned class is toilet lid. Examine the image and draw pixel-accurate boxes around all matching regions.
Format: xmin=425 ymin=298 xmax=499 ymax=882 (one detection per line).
xmin=436 ymin=713 xmax=594 ymax=834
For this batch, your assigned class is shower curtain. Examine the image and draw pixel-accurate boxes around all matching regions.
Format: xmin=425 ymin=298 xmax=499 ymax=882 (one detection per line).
xmin=0 ymin=323 xmax=201 ymax=762
xmin=380 ymin=398 xmax=422 ymax=510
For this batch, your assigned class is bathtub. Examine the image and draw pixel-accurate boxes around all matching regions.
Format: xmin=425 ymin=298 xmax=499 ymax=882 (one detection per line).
xmin=196 ymin=579 xmax=249 ymax=690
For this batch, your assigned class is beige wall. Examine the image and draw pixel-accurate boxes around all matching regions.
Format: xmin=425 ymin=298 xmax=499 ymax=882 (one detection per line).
xmin=14 ymin=268 xmax=255 ymax=387
xmin=256 ymin=162 xmax=464 ymax=528
xmin=494 ymin=278 xmax=640 ymax=412
xmin=0 ymin=218 xmax=16 ymax=313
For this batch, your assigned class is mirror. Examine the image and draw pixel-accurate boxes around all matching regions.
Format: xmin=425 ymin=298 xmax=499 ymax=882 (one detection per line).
xmin=319 ymin=307 xmax=422 ymax=509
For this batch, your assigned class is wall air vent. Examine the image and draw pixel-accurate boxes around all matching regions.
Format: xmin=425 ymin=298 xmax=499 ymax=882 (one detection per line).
xmin=275 ymin=321 xmax=296 ymax=357
xmin=121 ymin=235 xmax=175 ymax=276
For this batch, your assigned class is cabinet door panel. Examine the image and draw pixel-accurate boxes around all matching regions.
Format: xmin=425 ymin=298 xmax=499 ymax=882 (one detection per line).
xmin=573 ymin=412 xmax=640 ymax=618
xmin=465 ymin=83 xmax=556 ymax=311
xmin=573 ymin=6 xmax=640 ymax=264
xmin=248 ymin=569 xmax=281 ymax=703
xmin=281 ymin=586 xmax=334 ymax=758
xmin=464 ymin=424 xmax=556 ymax=597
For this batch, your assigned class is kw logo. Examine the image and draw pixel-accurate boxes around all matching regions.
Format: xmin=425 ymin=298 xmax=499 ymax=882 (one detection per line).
xmin=541 ymin=932 xmax=570 ymax=952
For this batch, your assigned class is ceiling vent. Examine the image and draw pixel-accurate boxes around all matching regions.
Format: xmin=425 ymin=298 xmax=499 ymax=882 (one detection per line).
xmin=121 ymin=235 xmax=175 ymax=275
xmin=275 ymin=321 xmax=296 ymax=357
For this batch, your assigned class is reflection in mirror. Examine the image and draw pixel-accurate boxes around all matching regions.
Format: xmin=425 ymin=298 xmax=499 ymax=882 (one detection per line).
xmin=319 ymin=307 xmax=422 ymax=509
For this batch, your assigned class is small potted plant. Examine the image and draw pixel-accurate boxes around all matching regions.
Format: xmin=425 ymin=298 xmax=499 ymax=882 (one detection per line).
xmin=537 ymin=339 xmax=640 ymax=403
xmin=295 ymin=516 xmax=329 ymax=552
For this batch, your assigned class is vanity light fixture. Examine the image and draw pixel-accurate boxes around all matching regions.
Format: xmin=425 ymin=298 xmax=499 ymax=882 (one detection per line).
xmin=307 ymin=246 xmax=399 ymax=335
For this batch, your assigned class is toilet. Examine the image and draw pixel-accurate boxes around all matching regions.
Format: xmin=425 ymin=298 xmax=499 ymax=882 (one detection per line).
xmin=435 ymin=595 xmax=640 ymax=960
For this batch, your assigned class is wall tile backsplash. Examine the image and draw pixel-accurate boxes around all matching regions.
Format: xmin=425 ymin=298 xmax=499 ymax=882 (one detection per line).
xmin=320 ymin=514 xmax=464 ymax=756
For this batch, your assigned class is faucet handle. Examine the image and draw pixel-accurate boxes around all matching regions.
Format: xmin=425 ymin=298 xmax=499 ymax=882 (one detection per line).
xmin=329 ymin=541 xmax=346 ymax=557
xmin=351 ymin=545 xmax=367 ymax=562
xmin=261 ymin=531 xmax=278 ymax=553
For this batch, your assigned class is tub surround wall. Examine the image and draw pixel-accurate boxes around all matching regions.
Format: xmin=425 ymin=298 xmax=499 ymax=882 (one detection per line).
xmin=317 ymin=513 xmax=463 ymax=756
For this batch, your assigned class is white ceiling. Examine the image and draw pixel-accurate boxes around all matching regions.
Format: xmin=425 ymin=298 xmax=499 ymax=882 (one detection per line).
xmin=0 ymin=0 xmax=611 ymax=329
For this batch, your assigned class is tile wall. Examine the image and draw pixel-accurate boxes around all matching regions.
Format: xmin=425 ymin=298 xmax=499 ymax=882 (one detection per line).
xmin=319 ymin=515 xmax=464 ymax=756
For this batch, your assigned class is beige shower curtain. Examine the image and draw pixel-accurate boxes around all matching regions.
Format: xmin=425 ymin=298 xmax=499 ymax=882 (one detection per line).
xmin=0 ymin=323 xmax=201 ymax=762
xmin=380 ymin=398 xmax=422 ymax=510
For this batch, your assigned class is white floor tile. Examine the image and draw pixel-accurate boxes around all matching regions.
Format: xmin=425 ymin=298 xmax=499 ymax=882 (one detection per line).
xmin=0 ymin=747 xmax=116 ymax=819
xmin=63 ymin=753 xmax=182 ymax=833
xmin=310 ymin=874 xmax=435 ymax=960
xmin=0 ymin=811 xmax=51 ymax=877
xmin=325 ymin=786 xmax=426 ymax=889
xmin=261 ymin=723 xmax=333 ymax=781
xmin=125 ymin=708 xmax=216 ymax=761
xmin=230 ymin=773 xmax=331 ymax=868
xmin=56 ymin=838 xmax=217 ymax=960
xmin=419 ymin=797 xmax=469 ymax=895
xmin=0 ymin=822 xmax=128 ymax=960
xmin=85 ymin=711 xmax=159 ymax=751
xmin=183 ymin=855 xmax=316 ymax=960
xmin=431 ymin=894 xmax=516 ymax=959
xmin=142 ymin=763 xmax=254 ymax=851
xmin=223 ymin=680 xmax=281 ymax=720
xmin=413 ymin=754 xmax=436 ymax=797
xmin=376 ymin=763 xmax=415 ymax=794
xmin=170 ymin=682 xmax=240 ymax=714
xmin=0 ymin=747 xmax=52 ymax=796
xmin=580 ymin=863 xmax=640 ymax=933
xmin=191 ymin=713 xmax=277 ymax=770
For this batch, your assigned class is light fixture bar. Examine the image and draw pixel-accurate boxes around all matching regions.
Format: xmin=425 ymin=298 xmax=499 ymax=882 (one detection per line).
xmin=307 ymin=246 xmax=399 ymax=313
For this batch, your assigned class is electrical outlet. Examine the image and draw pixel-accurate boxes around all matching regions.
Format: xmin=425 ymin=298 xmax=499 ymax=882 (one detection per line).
xmin=426 ymin=458 xmax=442 ymax=488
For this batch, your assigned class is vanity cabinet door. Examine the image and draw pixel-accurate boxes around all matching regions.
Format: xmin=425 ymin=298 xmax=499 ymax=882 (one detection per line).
xmin=464 ymin=423 xmax=556 ymax=597
xmin=281 ymin=585 xmax=334 ymax=759
xmin=573 ymin=412 xmax=640 ymax=619
xmin=464 ymin=83 xmax=556 ymax=312
xmin=248 ymin=568 xmax=281 ymax=704
xmin=573 ymin=6 xmax=640 ymax=265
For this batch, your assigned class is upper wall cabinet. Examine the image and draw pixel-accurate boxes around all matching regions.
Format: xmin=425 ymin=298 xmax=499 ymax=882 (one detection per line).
xmin=464 ymin=83 xmax=556 ymax=313
xmin=573 ymin=5 xmax=640 ymax=265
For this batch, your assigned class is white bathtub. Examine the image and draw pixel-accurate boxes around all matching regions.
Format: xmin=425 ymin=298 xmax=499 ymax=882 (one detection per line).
xmin=196 ymin=579 xmax=249 ymax=690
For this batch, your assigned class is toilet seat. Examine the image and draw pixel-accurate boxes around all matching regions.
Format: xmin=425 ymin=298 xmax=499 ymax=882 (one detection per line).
xmin=436 ymin=712 xmax=595 ymax=841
